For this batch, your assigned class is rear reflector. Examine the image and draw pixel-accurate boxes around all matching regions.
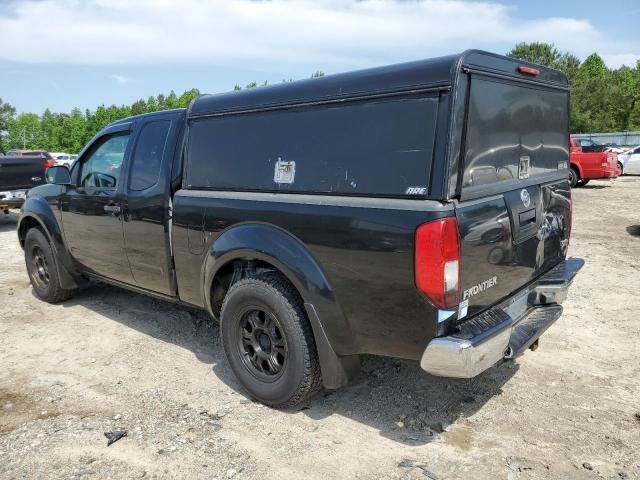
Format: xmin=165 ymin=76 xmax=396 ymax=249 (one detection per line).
xmin=415 ymin=217 xmax=461 ymax=309
xmin=517 ymin=65 xmax=540 ymax=76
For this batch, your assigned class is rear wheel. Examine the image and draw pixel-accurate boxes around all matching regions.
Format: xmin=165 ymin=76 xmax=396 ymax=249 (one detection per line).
xmin=568 ymin=167 xmax=580 ymax=188
xmin=220 ymin=272 xmax=321 ymax=408
xmin=575 ymin=179 xmax=590 ymax=187
xmin=24 ymin=228 xmax=77 ymax=303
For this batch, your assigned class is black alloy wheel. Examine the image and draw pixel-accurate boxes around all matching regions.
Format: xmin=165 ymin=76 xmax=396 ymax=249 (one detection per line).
xmin=220 ymin=272 xmax=322 ymax=408
xmin=24 ymin=227 xmax=77 ymax=303
xmin=237 ymin=308 xmax=288 ymax=381
xmin=29 ymin=244 xmax=51 ymax=290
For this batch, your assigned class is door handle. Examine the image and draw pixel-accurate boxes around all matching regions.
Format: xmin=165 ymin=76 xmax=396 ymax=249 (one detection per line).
xmin=104 ymin=204 xmax=121 ymax=215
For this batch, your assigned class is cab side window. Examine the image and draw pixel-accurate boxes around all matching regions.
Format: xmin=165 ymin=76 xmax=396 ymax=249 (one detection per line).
xmin=129 ymin=121 xmax=171 ymax=191
xmin=80 ymin=133 xmax=130 ymax=189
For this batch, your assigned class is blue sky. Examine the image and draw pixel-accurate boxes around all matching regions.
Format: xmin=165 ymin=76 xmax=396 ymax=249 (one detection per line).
xmin=1 ymin=0 xmax=639 ymax=114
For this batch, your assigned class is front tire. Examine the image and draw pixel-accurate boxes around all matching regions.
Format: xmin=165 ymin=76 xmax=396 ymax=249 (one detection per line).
xmin=617 ymin=162 xmax=623 ymax=175
xmin=220 ymin=272 xmax=322 ymax=408
xmin=568 ymin=167 xmax=580 ymax=188
xmin=24 ymin=228 xmax=77 ymax=303
xmin=575 ymin=179 xmax=590 ymax=187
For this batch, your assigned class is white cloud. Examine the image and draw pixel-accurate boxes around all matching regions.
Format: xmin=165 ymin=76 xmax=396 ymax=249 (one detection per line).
xmin=109 ymin=74 xmax=129 ymax=85
xmin=0 ymin=0 xmax=637 ymax=70
xmin=601 ymin=53 xmax=640 ymax=68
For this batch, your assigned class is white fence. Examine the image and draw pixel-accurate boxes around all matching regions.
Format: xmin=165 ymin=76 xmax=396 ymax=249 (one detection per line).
xmin=572 ymin=132 xmax=640 ymax=147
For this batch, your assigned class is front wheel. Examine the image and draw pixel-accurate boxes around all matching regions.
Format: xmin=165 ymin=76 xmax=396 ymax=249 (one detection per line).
xmin=24 ymin=228 xmax=77 ymax=303
xmin=568 ymin=167 xmax=580 ymax=188
xmin=617 ymin=162 xmax=623 ymax=175
xmin=575 ymin=179 xmax=590 ymax=187
xmin=220 ymin=272 xmax=322 ymax=408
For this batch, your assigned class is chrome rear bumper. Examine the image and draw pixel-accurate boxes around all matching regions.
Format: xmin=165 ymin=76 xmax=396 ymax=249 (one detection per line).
xmin=420 ymin=257 xmax=584 ymax=378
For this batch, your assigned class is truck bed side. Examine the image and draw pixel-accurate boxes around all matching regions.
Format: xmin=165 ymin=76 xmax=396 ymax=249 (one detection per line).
xmin=172 ymin=192 xmax=453 ymax=359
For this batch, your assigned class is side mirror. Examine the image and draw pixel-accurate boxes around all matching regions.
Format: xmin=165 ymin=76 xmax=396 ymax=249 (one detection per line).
xmin=45 ymin=165 xmax=72 ymax=185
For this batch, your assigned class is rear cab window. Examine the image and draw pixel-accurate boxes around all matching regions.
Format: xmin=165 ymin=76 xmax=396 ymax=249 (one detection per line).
xmin=128 ymin=120 xmax=171 ymax=191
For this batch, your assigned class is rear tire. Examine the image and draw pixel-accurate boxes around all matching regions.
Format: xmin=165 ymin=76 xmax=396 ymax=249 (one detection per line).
xmin=24 ymin=228 xmax=77 ymax=303
xmin=220 ymin=272 xmax=322 ymax=408
xmin=568 ymin=167 xmax=580 ymax=188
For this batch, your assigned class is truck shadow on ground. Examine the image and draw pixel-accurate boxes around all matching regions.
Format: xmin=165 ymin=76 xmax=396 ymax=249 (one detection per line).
xmin=627 ymin=225 xmax=640 ymax=237
xmin=61 ymin=281 xmax=517 ymax=446
xmin=577 ymin=184 xmax=608 ymax=190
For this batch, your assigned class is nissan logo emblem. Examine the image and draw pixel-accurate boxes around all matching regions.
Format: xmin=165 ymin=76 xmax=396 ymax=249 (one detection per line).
xmin=520 ymin=189 xmax=531 ymax=208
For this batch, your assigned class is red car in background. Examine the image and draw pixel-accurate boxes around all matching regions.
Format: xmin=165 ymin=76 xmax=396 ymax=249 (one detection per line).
xmin=569 ymin=137 xmax=619 ymax=187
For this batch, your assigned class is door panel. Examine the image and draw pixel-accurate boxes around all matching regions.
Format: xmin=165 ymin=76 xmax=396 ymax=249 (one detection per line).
xmin=627 ymin=154 xmax=640 ymax=174
xmin=61 ymin=132 xmax=133 ymax=283
xmin=122 ymin=117 xmax=176 ymax=295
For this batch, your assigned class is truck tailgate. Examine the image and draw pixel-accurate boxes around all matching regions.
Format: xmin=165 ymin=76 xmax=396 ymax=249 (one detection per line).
xmin=0 ymin=157 xmax=46 ymax=191
xmin=455 ymin=180 xmax=570 ymax=320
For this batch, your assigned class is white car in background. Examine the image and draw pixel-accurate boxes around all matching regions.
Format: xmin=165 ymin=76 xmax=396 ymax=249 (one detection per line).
xmin=618 ymin=146 xmax=640 ymax=175
xmin=55 ymin=154 xmax=78 ymax=168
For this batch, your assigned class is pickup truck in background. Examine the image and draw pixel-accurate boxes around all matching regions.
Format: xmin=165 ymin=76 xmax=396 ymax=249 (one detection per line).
xmin=569 ymin=137 xmax=619 ymax=187
xmin=18 ymin=50 xmax=583 ymax=407
xmin=0 ymin=154 xmax=55 ymax=212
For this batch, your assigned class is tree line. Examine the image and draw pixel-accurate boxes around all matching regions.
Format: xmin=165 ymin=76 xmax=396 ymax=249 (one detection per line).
xmin=0 ymin=88 xmax=201 ymax=153
xmin=1 ymin=42 xmax=639 ymax=153
xmin=0 ymin=72 xmax=324 ymax=154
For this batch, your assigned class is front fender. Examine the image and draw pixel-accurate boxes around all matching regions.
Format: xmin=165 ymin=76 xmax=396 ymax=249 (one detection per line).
xmin=202 ymin=222 xmax=358 ymax=388
xmin=19 ymin=193 xmax=79 ymax=289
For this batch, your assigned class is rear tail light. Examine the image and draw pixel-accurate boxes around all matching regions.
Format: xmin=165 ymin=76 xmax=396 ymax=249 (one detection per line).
xmin=415 ymin=217 xmax=461 ymax=309
xmin=43 ymin=159 xmax=57 ymax=169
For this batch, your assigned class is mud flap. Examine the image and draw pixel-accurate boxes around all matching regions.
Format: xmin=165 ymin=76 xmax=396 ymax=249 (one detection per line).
xmin=304 ymin=302 xmax=360 ymax=389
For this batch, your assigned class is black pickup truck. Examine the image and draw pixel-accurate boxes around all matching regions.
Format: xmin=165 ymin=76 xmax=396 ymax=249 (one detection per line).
xmin=19 ymin=50 xmax=583 ymax=407
xmin=1 ymin=153 xmax=53 ymax=211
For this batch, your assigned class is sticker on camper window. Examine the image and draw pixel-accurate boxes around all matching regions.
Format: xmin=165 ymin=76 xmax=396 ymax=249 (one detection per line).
xmin=274 ymin=158 xmax=296 ymax=184
xmin=518 ymin=156 xmax=530 ymax=180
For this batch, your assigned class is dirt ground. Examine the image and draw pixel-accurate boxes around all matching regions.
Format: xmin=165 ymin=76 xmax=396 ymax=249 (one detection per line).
xmin=1 ymin=177 xmax=639 ymax=480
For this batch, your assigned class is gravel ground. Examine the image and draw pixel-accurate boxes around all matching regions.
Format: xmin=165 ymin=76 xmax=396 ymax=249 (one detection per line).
xmin=1 ymin=177 xmax=639 ymax=480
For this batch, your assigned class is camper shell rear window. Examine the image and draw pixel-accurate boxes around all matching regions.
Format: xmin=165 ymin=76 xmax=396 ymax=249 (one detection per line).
xmin=460 ymin=76 xmax=569 ymax=197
